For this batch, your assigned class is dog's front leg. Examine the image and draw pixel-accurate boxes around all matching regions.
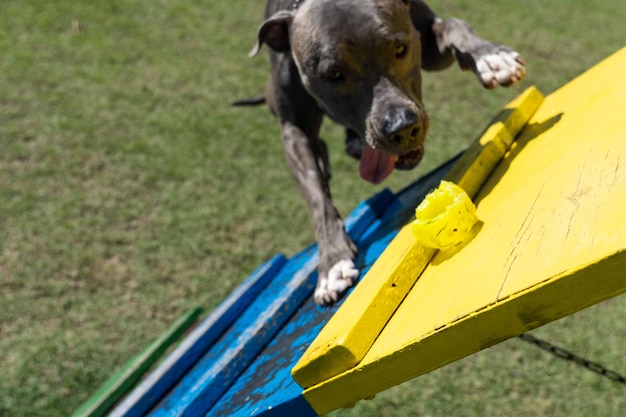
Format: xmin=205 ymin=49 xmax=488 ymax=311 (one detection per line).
xmin=433 ymin=18 xmax=525 ymax=88
xmin=280 ymin=121 xmax=359 ymax=305
xmin=412 ymin=1 xmax=525 ymax=88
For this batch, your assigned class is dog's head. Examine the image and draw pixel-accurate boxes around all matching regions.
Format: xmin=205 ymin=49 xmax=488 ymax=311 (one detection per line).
xmin=252 ymin=0 xmax=428 ymax=184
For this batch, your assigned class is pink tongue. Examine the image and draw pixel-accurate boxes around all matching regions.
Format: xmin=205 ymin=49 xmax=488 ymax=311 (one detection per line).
xmin=359 ymin=144 xmax=397 ymax=184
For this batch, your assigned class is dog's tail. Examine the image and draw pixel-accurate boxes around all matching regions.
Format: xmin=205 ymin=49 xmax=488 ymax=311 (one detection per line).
xmin=232 ymin=96 xmax=266 ymax=106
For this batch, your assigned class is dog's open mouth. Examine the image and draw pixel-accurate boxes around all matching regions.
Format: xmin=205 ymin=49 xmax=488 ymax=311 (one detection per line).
xmin=359 ymin=144 xmax=424 ymax=184
xmin=395 ymin=146 xmax=424 ymax=170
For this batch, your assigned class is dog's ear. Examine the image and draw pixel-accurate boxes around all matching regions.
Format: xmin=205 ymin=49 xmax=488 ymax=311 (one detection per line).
xmin=401 ymin=0 xmax=411 ymax=9
xmin=249 ymin=10 xmax=295 ymax=57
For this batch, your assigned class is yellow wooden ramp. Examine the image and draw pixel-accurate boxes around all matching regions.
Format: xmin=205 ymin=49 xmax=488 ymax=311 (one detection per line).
xmin=294 ymin=47 xmax=626 ymax=415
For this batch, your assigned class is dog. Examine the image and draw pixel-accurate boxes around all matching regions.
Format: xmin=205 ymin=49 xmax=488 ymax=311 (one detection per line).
xmin=238 ymin=0 xmax=525 ymax=305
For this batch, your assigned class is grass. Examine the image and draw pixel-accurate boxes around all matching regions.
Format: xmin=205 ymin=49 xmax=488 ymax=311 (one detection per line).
xmin=0 ymin=0 xmax=624 ymax=416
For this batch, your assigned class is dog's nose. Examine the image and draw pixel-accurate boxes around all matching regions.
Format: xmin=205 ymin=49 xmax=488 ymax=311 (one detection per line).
xmin=383 ymin=109 xmax=422 ymax=148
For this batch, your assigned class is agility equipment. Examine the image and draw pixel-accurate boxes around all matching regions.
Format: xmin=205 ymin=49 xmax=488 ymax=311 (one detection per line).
xmin=73 ymin=47 xmax=626 ymax=417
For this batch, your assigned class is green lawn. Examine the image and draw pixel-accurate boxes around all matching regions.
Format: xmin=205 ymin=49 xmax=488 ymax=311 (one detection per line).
xmin=1 ymin=1 xmax=625 ymax=416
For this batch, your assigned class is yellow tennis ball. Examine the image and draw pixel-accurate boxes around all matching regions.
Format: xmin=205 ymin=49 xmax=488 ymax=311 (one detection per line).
xmin=412 ymin=181 xmax=478 ymax=249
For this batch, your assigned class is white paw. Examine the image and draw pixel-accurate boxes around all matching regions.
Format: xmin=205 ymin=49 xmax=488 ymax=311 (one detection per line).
xmin=476 ymin=50 xmax=525 ymax=88
xmin=314 ymin=259 xmax=360 ymax=305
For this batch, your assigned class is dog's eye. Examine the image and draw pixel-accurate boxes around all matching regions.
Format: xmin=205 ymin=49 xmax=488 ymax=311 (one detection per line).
xmin=395 ymin=43 xmax=408 ymax=59
xmin=322 ymin=69 xmax=346 ymax=83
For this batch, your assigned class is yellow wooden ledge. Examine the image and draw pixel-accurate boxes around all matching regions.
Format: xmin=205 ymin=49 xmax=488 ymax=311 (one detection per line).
xmin=291 ymin=86 xmax=544 ymax=389
xmin=444 ymin=85 xmax=544 ymax=195
xmin=302 ymin=46 xmax=626 ymax=414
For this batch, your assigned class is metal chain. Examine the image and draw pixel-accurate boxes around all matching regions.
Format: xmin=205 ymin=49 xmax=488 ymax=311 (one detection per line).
xmin=518 ymin=333 xmax=626 ymax=385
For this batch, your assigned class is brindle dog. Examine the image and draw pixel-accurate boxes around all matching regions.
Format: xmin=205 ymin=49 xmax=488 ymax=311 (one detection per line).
xmin=241 ymin=0 xmax=525 ymax=304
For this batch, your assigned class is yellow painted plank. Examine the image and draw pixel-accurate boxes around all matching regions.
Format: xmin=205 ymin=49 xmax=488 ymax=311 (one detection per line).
xmin=303 ymin=47 xmax=626 ymax=414
xmin=304 ymin=252 xmax=626 ymax=415
xmin=291 ymin=86 xmax=544 ymax=389
xmin=445 ymin=86 xmax=544 ymax=196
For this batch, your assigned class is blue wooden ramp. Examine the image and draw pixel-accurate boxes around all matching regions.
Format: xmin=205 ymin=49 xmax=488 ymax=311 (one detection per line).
xmin=106 ymin=156 xmax=459 ymax=417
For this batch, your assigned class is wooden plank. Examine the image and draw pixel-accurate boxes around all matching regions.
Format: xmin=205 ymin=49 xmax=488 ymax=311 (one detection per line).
xmin=302 ymin=47 xmax=626 ymax=414
xmin=149 ymin=246 xmax=319 ymax=417
xmin=147 ymin=186 xmax=395 ymax=417
xmin=108 ymin=255 xmax=287 ymax=417
xmin=343 ymin=188 xmax=395 ymax=239
xmin=444 ymin=86 xmax=544 ymax=196
xmin=304 ymin=252 xmax=626 ymax=415
xmin=291 ymin=86 xmax=544 ymax=389
xmin=71 ymin=308 xmax=203 ymax=417
xmin=206 ymin=156 xmax=457 ymax=417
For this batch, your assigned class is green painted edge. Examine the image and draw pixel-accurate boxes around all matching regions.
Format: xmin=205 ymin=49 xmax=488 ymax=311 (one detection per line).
xmin=70 ymin=307 xmax=204 ymax=417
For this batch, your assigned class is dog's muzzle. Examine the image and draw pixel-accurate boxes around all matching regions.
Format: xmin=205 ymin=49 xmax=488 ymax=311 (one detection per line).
xmin=382 ymin=109 xmax=422 ymax=150
xmin=395 ymin=144 xmax=424 ymax=170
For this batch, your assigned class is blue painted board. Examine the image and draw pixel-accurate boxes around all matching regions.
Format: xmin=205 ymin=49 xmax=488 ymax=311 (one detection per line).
xmin=207 ymin=160 xmax=455 ymax=417
xmin=147 ymin=188 xmax=395 ymax=417
xmin=205 ymin=285 xmax=335 ymax=417
xmin=149 ymin=246 xmax=319 ymax=417
xmin=108 ymin=255 xmax=287 ymax=417
xmin=205 ymin=230 xmax=400 ymax=417
xmin=343 ymin=188 xmax=394 ymax=238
